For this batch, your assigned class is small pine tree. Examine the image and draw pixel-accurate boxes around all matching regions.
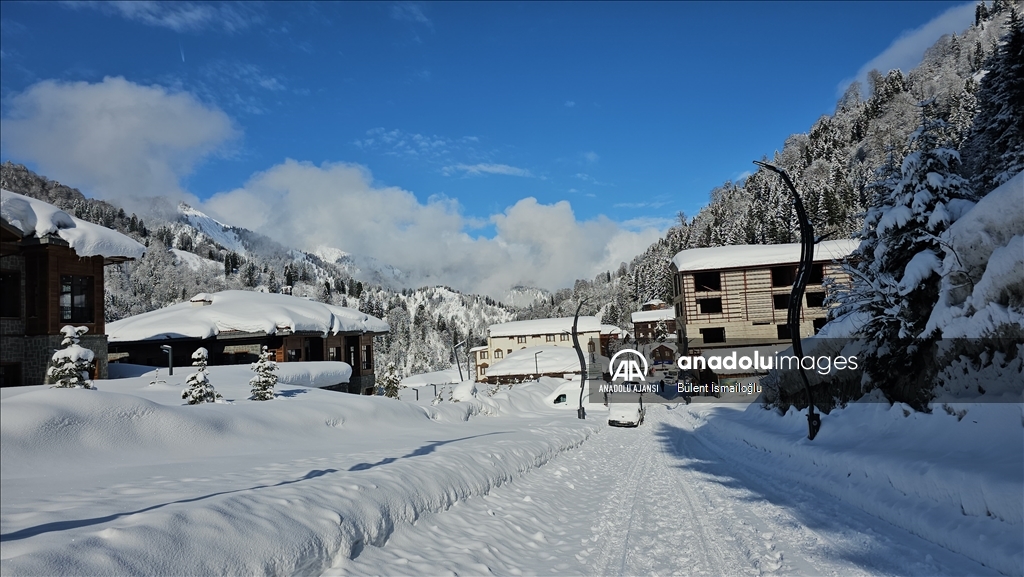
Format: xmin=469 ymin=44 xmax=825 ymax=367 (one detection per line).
xmin=249 ymin=346 xmax=278 ymax=401
xmin=654 ymin=319 xmax=669 ymax=343
xmin=377 ymin=361 xmax=401 ymax=398
xmin=182 ymin=347 xmax=222 ymax=404
xmin=48 ymin=326 xmax=94 ymax=388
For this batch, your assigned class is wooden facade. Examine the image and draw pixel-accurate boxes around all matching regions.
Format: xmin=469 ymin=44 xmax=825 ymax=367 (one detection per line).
xmin=670 ymin=259 xmax=851 ymax=349
xmin=1 ymin=220 xmax=126 ymax=387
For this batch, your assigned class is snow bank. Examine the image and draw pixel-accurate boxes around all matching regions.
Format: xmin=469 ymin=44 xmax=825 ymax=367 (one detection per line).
xmin=488 ymin=316 xmax=601 ymax=337
xmin=107 ymin=290 xmax=389 ymax=342
xmin=486 ymin=345 xmax=584 ymax=377
xmin=0 ymin=372 xmax=598 ymax=576
xmin=1 ymin=189 xmax=145 ymax=260
xmin=927 ymin=173 xmax=1024 ymax=338
xmin=672 ymin=239 xmax=858 ymax=272
xmin=676 ymin=398 xmax=1023 ymax=576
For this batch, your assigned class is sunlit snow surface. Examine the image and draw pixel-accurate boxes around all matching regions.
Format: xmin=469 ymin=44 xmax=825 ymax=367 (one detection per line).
xmin=107 ymin=290 xmax=389 ymax=342
xmin=0 ymin=189 xmax=145 ymax=260
xmin=1 ymin=367 xmax=1019 ymax=576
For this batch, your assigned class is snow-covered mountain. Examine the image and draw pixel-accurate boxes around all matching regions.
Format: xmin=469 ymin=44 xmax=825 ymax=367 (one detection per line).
xmin=177 ymin=203 xmax=248 ymax=255
xmin=502 ymin=285 xmax=551 ymax=308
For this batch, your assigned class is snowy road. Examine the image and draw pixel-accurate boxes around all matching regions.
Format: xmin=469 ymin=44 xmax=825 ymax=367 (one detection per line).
xmin=331 ymin=403 xmax=1002 ymax=576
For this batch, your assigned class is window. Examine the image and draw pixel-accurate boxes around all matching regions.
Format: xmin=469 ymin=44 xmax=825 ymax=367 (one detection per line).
xmin=328 ymin=347 xmax=340 ymax=361
xmin=480 ymin=366 xmax=487 ymax=376
xmin=60 ymin=275 xmax=94 ymax=322
xmin=287 ymin=349 xmax=301 ymax=362
xmin=771 ymin=266 xmax=796 ymax=287
xmin=554 ymin=394 xmax=566 ymax=404
xmin=587 ymin=342 xmax=595 ymax=352
xmin=806 ymin=292 xmax=826 ymax=308
xmin=777 ymin=325 xmax=792 ymax=340
xmin=693 ymin=271 xmax=721 ymax=292
xmin=698 ymin=298 xmax=723 ymax=314
xmin=808 ymin=264 xmax=824 ymax=285
xmin=361 ymin=345 xmax=371 ymax=371
xmin=813 ymin=318 xmax=827 ymax=333
xmin=773 ymin=294 xmax=791 ymax=310
xmin=1 ymin=363 xmax=22 ymax=388
xmin=517 ymin=336 xmax=527 ymax=344
xmin=507 ymin=349 xmax=512 ymax=354
xmin=699 ymin=327 xmax=725 ymax=343
xmin=494 ymin=349 xmax=503 ymax=359
xmin=560 ymin=334 xmax=569 ymax=341
xmin=673 ymin=274 xmax=681 ymax=297
xmin=0 ymin=271 xmax=19 ymax=317
xmin=546 ymin=335 xmax=555 ymax=342
xmin=480 ymin=350 xmax=488 ymax=359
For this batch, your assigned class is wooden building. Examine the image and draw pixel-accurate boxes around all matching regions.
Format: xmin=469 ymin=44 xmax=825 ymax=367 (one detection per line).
xmin=669 ymin=240 xmax=857 ymax=349
xmin=107 ymin=291 xmax=389 ymax=395
xmin=1 ymin=190 xmax=145 ymax=387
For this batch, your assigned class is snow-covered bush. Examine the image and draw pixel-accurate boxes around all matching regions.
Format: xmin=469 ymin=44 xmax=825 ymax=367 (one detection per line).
xmin=47 ymin=325 xmax=94 ymax=389
xmin=376 ymin=361 xmax=401 ymax=399
xmin=181 ymin=348 xmax=222 ymax=404
xmin=249 ymin=346 xmax=278 ymax=401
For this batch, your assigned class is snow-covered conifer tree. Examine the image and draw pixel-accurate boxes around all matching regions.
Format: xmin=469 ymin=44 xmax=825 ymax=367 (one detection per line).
xmin=249 ymin=346 xmax=278 ymax=401
xmin=47 ymin=326 xmax=94 ymax=388
xmin=377 ymin=361 xmax=401 ymax=398
xmin=182 ymin=347 xmax=222 ymax=404
xmin=962 ymin=7 xmax=1024 ymax=193
xmin=845 ymin=104 xmax=974 ymax=408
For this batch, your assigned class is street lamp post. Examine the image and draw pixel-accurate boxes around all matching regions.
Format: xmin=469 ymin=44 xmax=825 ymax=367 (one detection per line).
xmin=534 ymin=350 xmax=543 ymax=379
xmin=572 ymin=299 xmax=589 ymax=419
xmin=453 ymin=340 xmax=466 ymax=381
xmin=754 ymin=161 xmax=822 ymax=441
xmin=159 ymin=345 xmax=173 ymax=376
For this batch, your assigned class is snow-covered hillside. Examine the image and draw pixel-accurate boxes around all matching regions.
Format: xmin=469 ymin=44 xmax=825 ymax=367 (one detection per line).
xmin=177 ymin=203 xmax=248 ymax=255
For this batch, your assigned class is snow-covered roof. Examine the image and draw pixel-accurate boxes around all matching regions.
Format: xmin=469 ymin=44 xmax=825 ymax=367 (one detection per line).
xmin=600 ymin=324 xmax=623 ymax=336
xmin=400 ymin=368 xmax=464 ymax=387
xmin=469 ymin=345 xmax=487 ymax=352
xmin=485 ymin=345 xmax=584 ymax=377
xmin=488 ymin=316 xmax=601 ymax=338
xmin=1 ymin=189 xmax=146 ymax=261
xmin=108 ymin=290 xmax=389 ymax=342
xmin=631 ymin=309 xmax=675 ymax=323
xmin=643 ymin=298 xmax=666 ymax=306
xmin=672 ymin=239 xmax=858 ymax=273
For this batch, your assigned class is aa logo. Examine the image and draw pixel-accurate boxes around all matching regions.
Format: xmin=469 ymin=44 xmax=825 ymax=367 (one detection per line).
xmin=610 ymin=349 xmax=649 ymax=382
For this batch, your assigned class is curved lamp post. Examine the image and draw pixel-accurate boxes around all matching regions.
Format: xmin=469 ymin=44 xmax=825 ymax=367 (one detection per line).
xmin=452 ymin=339 xmax=466 ymax=381
xmin=754 ymin=161 xmax=822 ymax=441
xmin=572 ymin=299 xmax=589 ymax=419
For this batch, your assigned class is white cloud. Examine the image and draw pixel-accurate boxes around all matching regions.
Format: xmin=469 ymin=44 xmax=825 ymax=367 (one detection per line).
xmin=202 ymin=161 xmax=665 ymax=299
xmin=564 ymin=100 xmax=576 ymax=108
xmin=581 ymin=151 xmax=599 ymax=164
xmin=0 ymin=76 xmax=237 ymax=209
xmin=67 ymin=1 xmax=264 ymax=33
xmin=842 ymin=2 xmax=975 ymax=95
xmin=390 ymin=2 xmax=432 ymax=29
xmin=443 ymin=163 xmax=534 ymax=178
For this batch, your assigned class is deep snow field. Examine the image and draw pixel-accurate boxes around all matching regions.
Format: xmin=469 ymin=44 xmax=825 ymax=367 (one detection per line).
xmin=1 ymin=366 xmax=1021 ymax=576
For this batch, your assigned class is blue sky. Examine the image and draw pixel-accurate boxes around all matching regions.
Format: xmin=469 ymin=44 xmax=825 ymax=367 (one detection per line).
xmin=0 ymin=1 xmax=976 ymax=297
